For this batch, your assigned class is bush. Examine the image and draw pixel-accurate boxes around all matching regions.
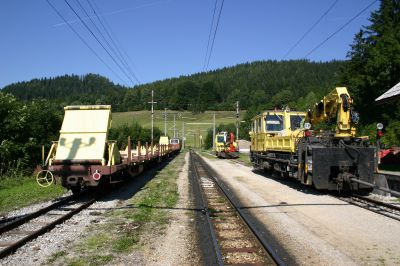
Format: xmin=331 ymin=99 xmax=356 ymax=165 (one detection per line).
xmin=0 ymin=92 xmax=62 ymax=176
xmin=108 ymin=122 xmax=162 ymax=150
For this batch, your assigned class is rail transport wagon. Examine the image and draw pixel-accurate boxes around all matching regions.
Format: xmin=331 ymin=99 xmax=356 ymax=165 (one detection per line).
xmin=37 ymin=105 xmax=177 ymax=194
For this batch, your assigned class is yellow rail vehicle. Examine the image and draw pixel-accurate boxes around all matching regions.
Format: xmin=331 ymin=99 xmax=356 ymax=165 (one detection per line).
xmin=215 ymin=131 xmax=239 ymax=158
xmin=251 ymin=109 xmax=305 ymax=154
xmin=250 ymin=87 xmax=376 ymax=193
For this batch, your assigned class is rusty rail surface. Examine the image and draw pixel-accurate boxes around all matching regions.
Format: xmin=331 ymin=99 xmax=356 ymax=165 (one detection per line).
xmin=0 ymin=196 xmax=96 ymax=259
xmin=0 ymin=195 xmax=75 ymax=234
xmin=190 ymin=150 xmax=283 ymax=265
xmin=338 ymin=194 xmax=400 ymax=222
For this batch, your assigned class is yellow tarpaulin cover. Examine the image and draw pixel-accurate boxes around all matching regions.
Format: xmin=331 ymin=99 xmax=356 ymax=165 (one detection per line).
xmin=54 ymin=105 xmax=111 ymax=161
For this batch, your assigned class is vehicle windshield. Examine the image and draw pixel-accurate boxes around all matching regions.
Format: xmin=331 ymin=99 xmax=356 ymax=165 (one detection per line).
xmin=217 ymin=136 xmax=225 ymax=143
xmin=265 ymin=114 xmax=283 ymax=131
xmin=170 ymin=139 xmax=179 ymax=144
xmin=290 ymin=115 xmax=305 ymax=130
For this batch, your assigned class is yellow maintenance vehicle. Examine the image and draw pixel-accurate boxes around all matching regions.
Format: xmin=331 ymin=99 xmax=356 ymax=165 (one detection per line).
xmin=215 ymin=131 xmax=239 ymax=158
xmin=250 ymin=87 xmax=379 ymax=193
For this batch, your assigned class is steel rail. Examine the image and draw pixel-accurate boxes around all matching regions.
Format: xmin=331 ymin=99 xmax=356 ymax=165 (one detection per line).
xmin=191 ymin=151 xmax=284 ymax=265
xmin=355 ymin=194 xmax=400 ymax=212
xmin=338 ymin=194 xmax=400 ymax=222
xmin=0 ymin=195 xmax=75 ymax=234
xmin=0 ymin=197 xmax=96 ymax=259
xmin=189 ymin=151 xmax=224 ymax=266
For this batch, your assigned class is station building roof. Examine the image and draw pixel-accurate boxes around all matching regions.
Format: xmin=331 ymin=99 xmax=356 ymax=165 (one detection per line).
xmin=375 ymin=82 xmax=400 ymax=103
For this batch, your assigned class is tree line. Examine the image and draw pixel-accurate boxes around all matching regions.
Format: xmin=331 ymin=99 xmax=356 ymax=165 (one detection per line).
xmin=2 ymin=60 xmax=343 ymax=114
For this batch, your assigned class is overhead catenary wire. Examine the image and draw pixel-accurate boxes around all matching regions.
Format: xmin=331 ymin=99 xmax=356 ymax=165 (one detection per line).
xmin=86 ymin=0 xmax=141 ymax=84
xmin=73 ymin=0 xmax=138 ymax=84
xmin=64 ymin=0 xmax=137 ymax=86
xmin=45 ymin=0 xmax=127 ymax=85
xmin=70 ymin=0 xmax=139 ymax=85
xmin=205 ymin=0 xmax=225 ymax=71
xmin=203 ymin=0 xmax=218 ymax=71
xmin=283 ymin=0 xmax=339 ymax=59
xmin=303 ymin=0 xmax=378 ymax=59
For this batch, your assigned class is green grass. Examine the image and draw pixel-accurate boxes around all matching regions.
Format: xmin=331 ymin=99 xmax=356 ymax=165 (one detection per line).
xmin=199 ymin=150 xmax=252 ymax=167
xmin=67 ymin=255 xmax=114 ymax=266
xmin=48 ymin=251 xmax=67 ymax=263
xmin=125 ymin=163 xmax=180 ymax=225
xmin=112 ymin=110 xmax=246 ymax=147
xmin=0 ymin=176 xmax=66 ymax=214
xmin=112 ymin=233 xmax=139 ymax=252
xmin=237 ymin=153 xmax=252 ymax=167
xmin=199 ymin=150 xmax=218 ymax=160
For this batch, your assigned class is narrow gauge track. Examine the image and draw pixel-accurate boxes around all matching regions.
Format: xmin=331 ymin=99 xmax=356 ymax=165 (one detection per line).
xmin=337 ymin=194 xmax=400 ymax=222
xmin=190 ymin=151 xmax=283 ymax=265
xmin=0 ymin=193 xmax=97 ymax=259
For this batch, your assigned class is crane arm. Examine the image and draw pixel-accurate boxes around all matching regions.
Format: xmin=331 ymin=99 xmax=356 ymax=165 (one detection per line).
xmin=306 ymin=87 xmax=357 ymax=137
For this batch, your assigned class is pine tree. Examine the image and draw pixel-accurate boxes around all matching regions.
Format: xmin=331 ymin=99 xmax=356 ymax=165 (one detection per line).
xmin=341 ymin=0 xmax=400 ymax=127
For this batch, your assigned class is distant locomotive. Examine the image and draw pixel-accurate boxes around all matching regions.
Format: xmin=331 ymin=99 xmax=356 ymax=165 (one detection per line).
xmin=215 ymin=131 xmax=239 ymax=159
xmin=170 ymin=137 xmax=181 ymax=151
xmin=250 ymin=87 xmax=378 ymax=193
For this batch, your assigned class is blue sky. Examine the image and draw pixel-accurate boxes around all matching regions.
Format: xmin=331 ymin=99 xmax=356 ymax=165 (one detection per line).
xmin=0 ymin=0 xmax=379 ymax=88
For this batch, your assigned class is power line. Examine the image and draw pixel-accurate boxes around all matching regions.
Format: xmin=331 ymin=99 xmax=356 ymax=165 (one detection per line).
xmin=64 ymin=0 xmax=137 ymax=86
xmin=45 ymin=0 xmax=126 ymax=84
xmin=72 ymin=0 xmax=139 ymax=85
xmin=303 ymin=0 xmax=378 ymax=59
xmin=283 ymin=0 xmax=339 ymax=59
xmin=76 ymin=0 xmax=139 ymax=84
xmin=203 ymin=0 xmax=218 ymax=71
xmin=205 ymin=0 xmax=225 ymax=71
xmin=86 ymin=0 xmax=140 ymax=84
xmin=73 ymin=0 xmax=124 ymax=68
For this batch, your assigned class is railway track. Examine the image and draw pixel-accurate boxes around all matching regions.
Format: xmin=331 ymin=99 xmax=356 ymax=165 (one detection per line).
xmin=0 ymin=193 xmax=97 ymax=259
xmin=190 ymin=151 xmax=283 ymax=265
xmin=338 ymin=194 xmax=400 ymax=222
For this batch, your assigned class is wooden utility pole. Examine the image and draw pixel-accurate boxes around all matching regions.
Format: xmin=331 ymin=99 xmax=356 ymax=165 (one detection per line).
xmin=236 ymin=101 xmax=239 ymax=141
xmin=163 ymin=108 xmax=167 ymax=136
xmin=213 ymin=112 xmax=216 ymax=152
xmin=147 ymin=90 xmax=157 ymax=146
xmin=182 ymin=122 xmax=185 ymax=149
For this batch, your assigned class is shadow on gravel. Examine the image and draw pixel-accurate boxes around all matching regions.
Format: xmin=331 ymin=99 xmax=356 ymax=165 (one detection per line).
xmin=239 ymin=202 xmax=349 ymax=210
xmin=91 ymin=204 xmax=204 ymax=212
xmin=96 ymin=157 xmax=176 ymax=203
xmin=252 ymin=169 xmax=327 ymax=196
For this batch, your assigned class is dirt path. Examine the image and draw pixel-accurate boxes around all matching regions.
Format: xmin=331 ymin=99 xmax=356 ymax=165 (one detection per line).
xmin=143 ymin=152 xmax=201 ymax=265
xmin=201 ymin=156 xmax=400 ymax=265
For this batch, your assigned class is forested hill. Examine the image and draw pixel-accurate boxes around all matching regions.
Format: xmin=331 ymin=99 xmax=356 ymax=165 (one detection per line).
xmin=2 ymin=74 xmax=127 ymax=111
xmin=2 ymin=60 xmax=344 ymax=112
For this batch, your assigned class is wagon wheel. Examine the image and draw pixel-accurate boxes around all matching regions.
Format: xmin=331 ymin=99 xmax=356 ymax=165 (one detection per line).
xmin=127 ymin=166 xmax=138 ymax=178
xmin=36 ymin=170 xmax=54 ymax=187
